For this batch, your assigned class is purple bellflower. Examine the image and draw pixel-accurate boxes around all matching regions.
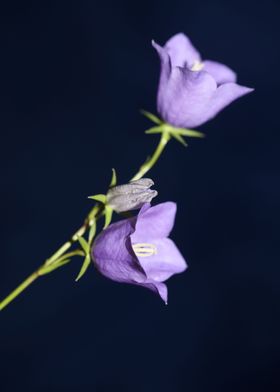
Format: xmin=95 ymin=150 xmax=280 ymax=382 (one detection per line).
xmin=92 ymin=202 xmax=187 ymax=303
xmin=152 ymin=33 xmax=253 ymax=128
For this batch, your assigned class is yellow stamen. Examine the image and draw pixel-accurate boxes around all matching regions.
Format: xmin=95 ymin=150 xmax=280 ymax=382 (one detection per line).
xmin=132 ymin=243 xmax=157 ymax=257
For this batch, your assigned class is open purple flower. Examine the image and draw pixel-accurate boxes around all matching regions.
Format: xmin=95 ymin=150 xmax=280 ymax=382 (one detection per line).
xmin=92 ymin=202 xmax=187 ymax=303
xmin=153 ymin=33 xmax=253 ymax=128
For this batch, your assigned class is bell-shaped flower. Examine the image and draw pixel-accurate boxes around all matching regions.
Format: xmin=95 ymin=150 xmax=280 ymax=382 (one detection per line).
xmin=92 ymin=202 xmax=187 ymax=303
xmin=107 ymin=178 xmax=157 ymax=213
xmin=153 ymin=33 xmax=253 ymax=128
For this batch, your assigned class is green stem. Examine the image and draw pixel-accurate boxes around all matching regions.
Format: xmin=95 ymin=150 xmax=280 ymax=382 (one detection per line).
xmin=0 ymin=205 xmax=102 ymax=311
xmin=0 ymin=249 xmax=86 ymax=310
xmin=0 ymin=270 xmax=39 ymax=311
xmin=131 ymin=131 xmax=171 ymax=181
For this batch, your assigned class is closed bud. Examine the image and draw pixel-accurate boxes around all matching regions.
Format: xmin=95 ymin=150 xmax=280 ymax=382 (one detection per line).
xmin=107 ymin=178 xmax=158 ymax=213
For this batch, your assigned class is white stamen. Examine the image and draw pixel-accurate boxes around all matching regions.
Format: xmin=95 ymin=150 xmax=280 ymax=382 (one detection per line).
xmin=132 ymin=243 xmax=157 ymax=257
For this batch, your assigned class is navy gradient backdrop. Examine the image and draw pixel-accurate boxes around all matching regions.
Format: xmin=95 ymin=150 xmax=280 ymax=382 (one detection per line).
xmin=0 ymin=1 xmax=279 ymax=391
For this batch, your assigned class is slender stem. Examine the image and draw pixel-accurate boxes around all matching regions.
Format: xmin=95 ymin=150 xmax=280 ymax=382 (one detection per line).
xmin=131 ymin=131 xmax=171 ymax=181
xmin=0 ymin=270 xmax=39 ymax=311
xmin=45 ymin=205 xmax=100 ymax=266
xmin=0 ymin=205 xmax=102 ymax=311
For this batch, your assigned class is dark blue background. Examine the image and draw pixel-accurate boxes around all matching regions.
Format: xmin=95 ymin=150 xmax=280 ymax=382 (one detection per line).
xmin=0 ymin=1 xmax=279 ymax=391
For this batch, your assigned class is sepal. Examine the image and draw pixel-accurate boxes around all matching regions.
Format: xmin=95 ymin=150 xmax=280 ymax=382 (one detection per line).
xmin=144 ymin=120 xmax=204 ymax=147
xmin=141 ymin=110 xmax=162 ymax=124
xmin=88 ymin=194 xmax=107 ymax=204
xmin=75 ymin=254 xmax=91 ymax=282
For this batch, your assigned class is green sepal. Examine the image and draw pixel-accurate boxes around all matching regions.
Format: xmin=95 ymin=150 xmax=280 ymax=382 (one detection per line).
xmin=109 ymin=168 xmax=117 ymax=187
xmin=78 ymin=236 xmax=90 ymax=254
xmin=171 ymin=132 xmax=188 ymax=147
xmin=173 ymin=128 xmax=205 ymax=138
xmin=141 ymin=110 xmax=162 ymax=125
xmin=88 ymin=219 xmax=96 ymax=243
xmin=143 ymin=113 xmax=205 ymax=145
xmin=104 ymin=206 xmax=113 ymax=229
xmin=88 ymin=194 xmax=107 ymax=204
xmin=145 ymin=126 xmax=164 ymax=134
xmin=75 ymin=254 xmax=91 ymax=282
xmin=38 ymin=259 xmax=71 ymax=276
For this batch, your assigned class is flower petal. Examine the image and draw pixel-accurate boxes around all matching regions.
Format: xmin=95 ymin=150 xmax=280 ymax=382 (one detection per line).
xmin=132 ymin=202 xmax=177 ymax=242
xmin=92 ymin=218 xmax=146 ymax=284
xmin=164 ymin=33 xmax=201 ymax=67
xmin=207 ymin=82 xmax=254 ymax=123
xmin=133 ymin=238 xmax=188 ymax=282
xmin=139 ymin=281 xmax=168 ymax=304
xmin=157 ymin=66 xmax=217 ymax=128
xmin=152 ymin=40 xmax=172 ymax=88
xmin=203 ymin=60 xmax=237 ymax=85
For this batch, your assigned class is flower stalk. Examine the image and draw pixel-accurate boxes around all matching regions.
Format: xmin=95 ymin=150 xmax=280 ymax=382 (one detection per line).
xmin=0 ymin=205 xmax=101 ymax=310
xmin=131 ymin=130 xmax=171 ymax=181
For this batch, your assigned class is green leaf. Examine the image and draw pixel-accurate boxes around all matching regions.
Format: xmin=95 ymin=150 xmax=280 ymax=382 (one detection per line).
xmin=140 ymin=110 xmax=162 ymax=124
xmin=109 ymin=168 xmax=117 ymax=187
xmin=88 ymin=194 xmax=107 ymax=204
xmin=88 ymin=219 xmax=96 ymax=243
xmin=39 ymin=259 xmax=71 ymax=275
xmin=75 ymin=254 xmax=91 ymax=282
xmin=78 ymin=236 xmax=90 ymax=254
xmin=171 ymin=132 xmax=188 ymax=147
xmin=104 ymin=206 xmax=113 ymax=229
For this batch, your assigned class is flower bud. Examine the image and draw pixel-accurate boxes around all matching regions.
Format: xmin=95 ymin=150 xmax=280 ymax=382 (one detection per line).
xmin=107 ymin=178 xmax=158 ymax=213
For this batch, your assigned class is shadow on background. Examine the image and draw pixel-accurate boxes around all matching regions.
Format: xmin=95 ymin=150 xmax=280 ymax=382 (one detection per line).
xmin=0 ymin=0 xmax=279 ymax=391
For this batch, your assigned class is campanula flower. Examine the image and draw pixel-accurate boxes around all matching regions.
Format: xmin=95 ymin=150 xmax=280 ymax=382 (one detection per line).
xmin=153 ymin=33 xmax=253 ymax=128
xmin=107 ymin=178 xmax=157 ymax=213
xmin=92 ymin=202 xmax=187 ymax=303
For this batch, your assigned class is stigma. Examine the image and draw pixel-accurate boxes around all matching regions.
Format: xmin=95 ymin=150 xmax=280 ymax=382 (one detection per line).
xmin=132 ymin=243 xmax=157 ymax=257
xmin=191 ymin=60 xmax=204 ymax=71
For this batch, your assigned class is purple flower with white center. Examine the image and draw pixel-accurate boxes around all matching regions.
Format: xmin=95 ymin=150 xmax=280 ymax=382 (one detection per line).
xmin=92 ymin=202 xmax=187 ymax=303
xmin=152 ymin=33 xmax=254 ymax=128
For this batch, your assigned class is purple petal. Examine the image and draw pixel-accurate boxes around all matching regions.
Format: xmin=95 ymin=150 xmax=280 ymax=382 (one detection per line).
xmin=206 ymin=83 xmax=254 ymax=123
xmin=164 ymin=33 xmax=201 ymax=68
xmin=155 ymin=59 xmax=253 ymax=128
xmin=157 ymin=66 xmax=217 ymax=128
xmin=140 ymin=281 xmax=168 ymax=304
xmin=132 ymin=202 xmax=177 ymax=242
xmin=152 ymin=40 xmax=172 ymax=92
xmin=203 ymin=60 xmax=237 ymax=85
xmin=133 ymin=238 xmax=187 ymax=282
xmin=92 ymin=218 xmax=146 ymax=284
xmin=92 ymin=214 xmax=170 ymax=303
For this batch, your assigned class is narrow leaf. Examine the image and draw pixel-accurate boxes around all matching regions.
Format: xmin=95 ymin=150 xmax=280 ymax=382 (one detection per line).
xmin=104 ymin=206 xmax=113 ymax=229
xmin=88 ymin=219 xmax=96 ymax=243
xmin=78 ymin=236 xmax=90 ymax=254
xmin=39 ymin=259 xmax=71 ymax=275
xmin=75 ymin=254 xmax=91 ymax=282
xmin=109 ymin=168 xmax=117 ymax=187
xmin=88 ymin=194 xmax=107 ymax=204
